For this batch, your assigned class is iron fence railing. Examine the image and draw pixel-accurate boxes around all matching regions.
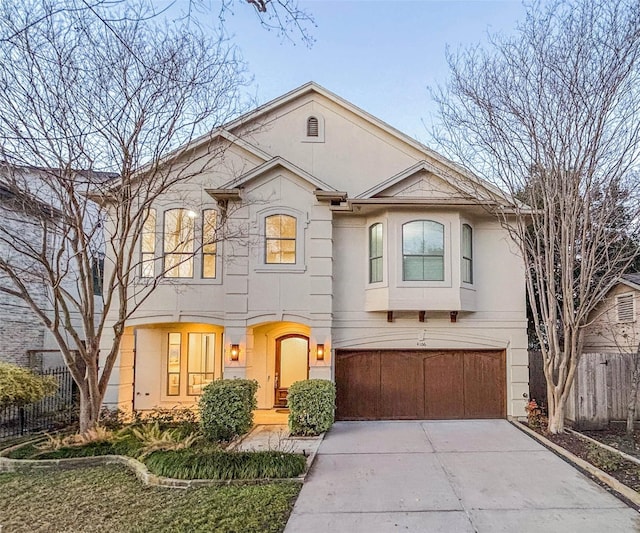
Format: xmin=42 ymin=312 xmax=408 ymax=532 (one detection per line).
xmin=0 ymin=366 xmax=78 ymax=439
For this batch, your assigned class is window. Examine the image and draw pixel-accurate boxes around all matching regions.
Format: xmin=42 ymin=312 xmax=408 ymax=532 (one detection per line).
xmin=402 ymin=220 xmax=444 ymax=281
xmin=164 ymin=209 xmax=195 ymax=277
xmin=617 ymin=293 xmax=635 ymax=323
xmin=369 ymin=223 xmax=383 ymax=283
xmin=265 ymin=214 xmax=296 ymax=264
xmin=167 ymin=333 xmax=181 ymax=396
xmin=187 ymin=333 xmax=215 ymax=395
xmin=462 ymin=224 xmax=473 ymax=284
xmin=141 ymin=208 xmax=156 ymax=278
xmin=202 ymin=210 xmax=217 ymax=278
xmin=306 ymin=116 xmax=319 ymax=137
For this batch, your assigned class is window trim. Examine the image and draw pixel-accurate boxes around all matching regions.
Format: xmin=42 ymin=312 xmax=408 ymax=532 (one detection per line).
xmin=462 ymin=223 xmax=473 ymax=284
xmin=256 ymin=207 xmax=307 ymax=272
xmin=265 ymin=213 xmax=297 ymax=265
xmin=369 ymin=222 xmax=383 ymax=284
xmin=401 ymin=220 xmax=445 ymax=282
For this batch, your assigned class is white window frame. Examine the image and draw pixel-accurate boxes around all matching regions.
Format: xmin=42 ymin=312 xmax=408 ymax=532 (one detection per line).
xmin=255 ymin=207 xmax=307 ymax=272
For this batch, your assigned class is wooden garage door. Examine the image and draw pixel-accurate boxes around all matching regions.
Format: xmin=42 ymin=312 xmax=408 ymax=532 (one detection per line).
xmin=335 ymin=350 xmax=505 ymax=420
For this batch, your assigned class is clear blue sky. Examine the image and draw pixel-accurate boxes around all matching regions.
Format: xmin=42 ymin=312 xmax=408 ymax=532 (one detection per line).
xmin=188 ymin=1 xmax=529 ymax=145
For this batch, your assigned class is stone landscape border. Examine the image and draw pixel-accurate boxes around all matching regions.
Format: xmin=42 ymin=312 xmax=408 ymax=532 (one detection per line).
xmin=0 ymin=430 xmax=326 ymax=488
xmin=512 ymin=420 xmax=640 ymax=507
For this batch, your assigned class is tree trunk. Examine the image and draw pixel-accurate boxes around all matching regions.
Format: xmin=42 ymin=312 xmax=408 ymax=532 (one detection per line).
xmin=77 ymin=381 xmax=101 ymax=433
xmin=626 ymin=344 xmax=640 ymax=437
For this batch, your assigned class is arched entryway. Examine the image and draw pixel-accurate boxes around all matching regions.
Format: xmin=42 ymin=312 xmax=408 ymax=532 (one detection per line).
xmin=274 ymin=334 xmax=309 ymax=407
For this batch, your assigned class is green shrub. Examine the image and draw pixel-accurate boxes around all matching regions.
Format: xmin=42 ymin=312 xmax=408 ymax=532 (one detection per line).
xmin=199 ymin=379 xmax=258 ymax=442
xmin=132 ymin=407 xmax=200 ymax=436
xmin=144 ymin=449 xmax=306 ymax=480
xmin=0 ymin=362 xmax=58 ymax=408
xmin=287 ymin=379 xmax=335 ymax=436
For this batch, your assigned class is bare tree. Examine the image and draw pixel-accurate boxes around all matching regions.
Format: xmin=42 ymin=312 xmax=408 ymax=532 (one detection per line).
xmin=0 ymin=1 xmax=248 ymax=431
xmin=2 ymin=0 xmax=317 ymax=47
xmin=434 ymin=0 xmax=640 ymax=433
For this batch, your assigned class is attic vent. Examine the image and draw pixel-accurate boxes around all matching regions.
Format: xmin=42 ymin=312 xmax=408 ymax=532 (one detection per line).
xmin=617 ymin=293 xmax=635 ymax=323
xmin=307 ymin=116 xmax=319 ymax=137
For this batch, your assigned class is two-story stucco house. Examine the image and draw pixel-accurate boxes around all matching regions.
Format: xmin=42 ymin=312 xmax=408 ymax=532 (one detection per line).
xmin=102 ymin=83 xmax=529 ymax=420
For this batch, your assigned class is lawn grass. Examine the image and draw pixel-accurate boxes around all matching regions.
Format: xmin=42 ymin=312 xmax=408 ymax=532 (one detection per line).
xmin=0 ymin=465 xmax=300 ymax=533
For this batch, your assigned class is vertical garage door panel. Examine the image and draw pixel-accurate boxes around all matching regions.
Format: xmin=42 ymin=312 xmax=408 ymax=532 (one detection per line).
xmin=424 ymin=352 xmax=465 ymax=419
xmin=336 ymin=349 xmax=505 ymax=420
xmin=380 ymin=351 xmax=425 ymax=419
xmin=464 ymin=351 xmax=505 ymax=418
xmin=336 ymin=351 xmax=381 ymax=420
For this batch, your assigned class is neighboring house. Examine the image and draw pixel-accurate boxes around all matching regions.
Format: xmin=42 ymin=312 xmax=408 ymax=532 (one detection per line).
xmin=569 ymin=274 xmax=640 ymax=428
xmin=0 ymin=177 xmax=52 ymax=367
xmin=583 ymin=273 xmax=640 ymax=353
xmin=0 ymin=164 xmax=106 ymax=369
xmin=102 ymin=83 xmax=529 ymax=420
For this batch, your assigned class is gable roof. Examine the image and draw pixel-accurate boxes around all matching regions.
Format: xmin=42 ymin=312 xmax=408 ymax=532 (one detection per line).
xmin=219 ymin=156 xmax=338 ymax=192
xmin=179 ymin=81 xmax=520 ymax=208
xmin=621 ymin=273 xmax=640 ymax=291
xmin=357 ymin=160 xmax=479 ymax=200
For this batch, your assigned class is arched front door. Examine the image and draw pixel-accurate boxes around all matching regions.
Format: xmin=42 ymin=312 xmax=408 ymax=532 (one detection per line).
xmin=274 ymin=334 xmax=309 ymax=407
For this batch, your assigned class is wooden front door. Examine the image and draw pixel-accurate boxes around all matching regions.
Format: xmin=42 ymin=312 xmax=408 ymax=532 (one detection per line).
xmin=274 ymin=334 xmax=309 ymax=407
xmin=335 ymin=350 xmax=506 ymax=420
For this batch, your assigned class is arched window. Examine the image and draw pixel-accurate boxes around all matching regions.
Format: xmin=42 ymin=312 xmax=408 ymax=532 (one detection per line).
xmin=306 ymin=116 xmax=319 ymax=137
xmin=164 ymin=208 xmax=195 ymax=278
xmin=265 ymin=214 xmax=296 ymax=264
xmin=369 ymin=223 xmax=383 ymax=283
xmin=462 ymin=224 xmax=473 ymax=284
xmin=402 ymin=220 xmax=444 ymax=281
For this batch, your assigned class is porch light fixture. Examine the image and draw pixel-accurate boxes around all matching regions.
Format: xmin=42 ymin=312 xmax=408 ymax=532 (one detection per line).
xmin=316 ymin=344 xmax=325 ymax=361
xmin=450 ymin=311 xmax=458 ymax=323
xmin=230 ymin=344 xmax=240 ymax=361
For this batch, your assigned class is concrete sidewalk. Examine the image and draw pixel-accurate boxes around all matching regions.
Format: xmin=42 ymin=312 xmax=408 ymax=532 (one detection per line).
xmin=284 ymin=420 xmax=640 ymax=532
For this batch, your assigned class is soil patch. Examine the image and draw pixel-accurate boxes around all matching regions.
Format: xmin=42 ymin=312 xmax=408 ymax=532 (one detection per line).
xmin=529 ymin=424 xmax=640 ymax=493
xmin=582 ymin=422 xmax=640 ymax=460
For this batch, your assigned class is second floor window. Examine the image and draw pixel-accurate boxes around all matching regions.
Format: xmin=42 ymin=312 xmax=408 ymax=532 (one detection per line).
xmin=164 ymin=208 xmax=195 ymax=278
xmin=266 ymin=214 xmax=296 ymax=264
xmin=369 ymin=223 xmax=383 ymax=283
xmin=462 ymin=224 xmax=473 ymax=284
xmin=141 ymin=209 xmax=156 ymax=278
xmin=202 ymin=210 xmax=217 ymax=278
xmin=402 ymin=220 xmax=444 ymax=281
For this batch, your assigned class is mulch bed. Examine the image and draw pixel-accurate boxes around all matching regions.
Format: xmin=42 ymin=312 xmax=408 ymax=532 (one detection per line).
xmin=582 ymin=422 xmax=640 ymax=459
xmin=527 ymin=422 xmax=640 ymax=493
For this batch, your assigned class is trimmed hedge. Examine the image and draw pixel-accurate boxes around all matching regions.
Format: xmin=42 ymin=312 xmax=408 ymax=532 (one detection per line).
xmin=287 ymin=379 xmax=335 ymax=436
xmin=0 ymin=362 xmax=58 ymax=408
xmin=199 ymin=379 xmax=258 ymax=442
xmin=144 ymin=449 xmax=306 ymax=480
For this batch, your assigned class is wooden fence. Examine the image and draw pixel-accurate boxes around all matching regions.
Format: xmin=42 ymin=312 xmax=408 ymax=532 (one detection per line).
xmin=529 ymin=350 xmax=640 ymax=430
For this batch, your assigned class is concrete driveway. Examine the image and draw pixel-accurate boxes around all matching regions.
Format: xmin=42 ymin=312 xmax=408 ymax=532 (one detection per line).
xmin=284 ymin=420 xmax=640 ymax=532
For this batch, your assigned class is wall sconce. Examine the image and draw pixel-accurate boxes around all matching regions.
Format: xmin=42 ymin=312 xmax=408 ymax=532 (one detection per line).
xmin=316 ymin=344 xmax=325 ymax=361
xmin=450 ymin=311 xmax=458 ymax=323
xmin=230 ymin=344 xmax=240 ymax=361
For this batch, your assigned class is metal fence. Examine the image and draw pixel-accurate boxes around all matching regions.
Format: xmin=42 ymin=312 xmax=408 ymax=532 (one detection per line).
xmin=0 ymin=366 xmax=78 ymax=439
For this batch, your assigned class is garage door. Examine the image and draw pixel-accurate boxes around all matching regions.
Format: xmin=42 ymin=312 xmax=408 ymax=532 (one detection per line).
xmin=335 ymin=350 xmax=505 ymax=420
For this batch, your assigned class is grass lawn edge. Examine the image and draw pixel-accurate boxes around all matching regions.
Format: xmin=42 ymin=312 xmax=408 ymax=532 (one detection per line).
xmin=511 ymin=420 xmax=640 ymax=507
